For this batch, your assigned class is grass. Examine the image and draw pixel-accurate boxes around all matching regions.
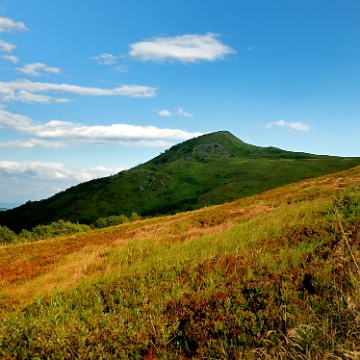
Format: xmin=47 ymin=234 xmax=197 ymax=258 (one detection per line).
xmin=0 ymin=166 xmax=360 ymax=358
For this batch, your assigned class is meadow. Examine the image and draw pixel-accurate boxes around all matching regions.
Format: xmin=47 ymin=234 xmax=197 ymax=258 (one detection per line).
xmin=0 ymin=165 xmax=360 ymax=358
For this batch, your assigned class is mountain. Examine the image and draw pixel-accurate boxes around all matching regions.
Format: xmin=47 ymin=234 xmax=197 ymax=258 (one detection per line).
xmin=1 ymin=130 xmax=360 ymax=232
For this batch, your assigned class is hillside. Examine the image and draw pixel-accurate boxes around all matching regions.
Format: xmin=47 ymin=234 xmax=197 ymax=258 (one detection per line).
xmin=2 ymin=131 xmax=360 ymax=232
xmin=0 ymin=166 xmax=360 ymax=358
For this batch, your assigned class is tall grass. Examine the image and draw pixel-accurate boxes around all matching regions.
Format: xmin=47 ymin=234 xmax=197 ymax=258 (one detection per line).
xmin=0 ymin=173 xmax=360 ymax=359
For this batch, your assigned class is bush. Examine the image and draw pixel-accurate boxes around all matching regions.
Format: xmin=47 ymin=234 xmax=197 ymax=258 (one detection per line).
xmin=31 ymin=220 xmax=91 ymax=240
xmin=0 ymin=225 xmax=17 ymax=244
xmin=93 ymin=215 xmax=130 ymax=229
xmin=17 ymin=229 xmax=37 ymax=242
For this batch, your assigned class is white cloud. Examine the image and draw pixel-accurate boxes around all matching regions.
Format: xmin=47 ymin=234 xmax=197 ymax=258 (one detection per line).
xmin=0 ymin=17 xmax=28 ymax=33
xmin=129 ymin=32 xmax=235 ymax=63
xmin=265 ymin=120 xmax=310 ymax=132
xmin=0 ymin=160 xmax=123 ymax=182
xmin=156 ymin=107 xmax=193 ymax=117
xmin=0 ymin=38 xmax=16 ymax=52
xmin=15 ymin=90 xmax=71 ymax=104
xmin=1 ymin=54 xmax=19 ymax=63
xmin=16 ymin=62 xmax=61 ymax=77
xmin=91 ymin=53 xmax=119 ymax=65
xmin=0 ymin=160 xmax=126 ymax=202
xmin=0 ymin=79 xmax=157 ymax=103
xmin=0 ymin=107 xmax=203 ymax=148
xmin=0 ymin=139 xmax=66 ymax=149
xmin=158 ymin=109 xmax=172 ymax=117
xmin=177 ymin=107 xmax=193 ymax=117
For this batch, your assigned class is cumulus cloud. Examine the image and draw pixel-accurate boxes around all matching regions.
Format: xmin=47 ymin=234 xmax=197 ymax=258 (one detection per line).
xmin=265 ymin=120 xmax=310 ymax=132
xmin=129 ymin=32 xmax=235 ymax=63
xmin=0 ymin=79 xmax=157 ymax=103
xmin=0 ymin=107 xmax=203 ymax=148
xmin=16 ymin=63 xmax=61 ymax=77
xmin=156 ymin=107 xmax=193 ymax=117
xmin=0 ymin=38 xmax=16 ymax=52
xmin=1 ymin=54 xmax=19 ymax=63
xmin=0 ymin=17 xmax=28 ymax=33
xmin=91 ymin=53 xmax=120 ymax=65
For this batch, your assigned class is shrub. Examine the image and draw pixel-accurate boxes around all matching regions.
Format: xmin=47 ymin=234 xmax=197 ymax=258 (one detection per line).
xmin=31 ymin=220 xmax=91 ymax=240
xmin=93 ymin=215 xmax=130 ymax=229
xmin=0 ymin=225 xmax=17 ymax=244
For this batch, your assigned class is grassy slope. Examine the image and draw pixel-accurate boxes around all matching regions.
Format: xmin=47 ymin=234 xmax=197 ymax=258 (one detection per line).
xmin=2 ymin=131 xmax=360 ymax=233
xmin=1 ymin=166 xmax=360 ymax=359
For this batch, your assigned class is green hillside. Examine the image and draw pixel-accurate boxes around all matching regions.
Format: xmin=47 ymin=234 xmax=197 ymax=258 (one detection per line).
xmin=1 ymin=131 xmax=360 ymax=232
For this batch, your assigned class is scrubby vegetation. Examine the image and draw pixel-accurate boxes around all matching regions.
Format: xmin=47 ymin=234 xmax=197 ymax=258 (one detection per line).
xmin=0 ymin=166 xmax=360 ymax=358
xmin=0 ymin=214 xmax=141 ymax=245
xmin=2 ymin=131 xmax=360 ymax=232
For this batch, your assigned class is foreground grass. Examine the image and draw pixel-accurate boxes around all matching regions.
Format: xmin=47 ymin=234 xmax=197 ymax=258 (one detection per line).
xmin=1 ymin=167 xmax=360 ymax=359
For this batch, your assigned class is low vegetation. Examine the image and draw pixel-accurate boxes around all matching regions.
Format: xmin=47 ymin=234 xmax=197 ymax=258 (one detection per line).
xmin=1 ymin=166 xmax=360 ymax=358
xmin=0 ymin=214 xmax=140 ymax=245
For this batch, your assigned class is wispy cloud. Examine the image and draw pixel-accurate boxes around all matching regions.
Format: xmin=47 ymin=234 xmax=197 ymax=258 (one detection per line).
xmin=0 ymin=160 xmax=122 ymax=182
xmin=0 ymin=38 xmax=16 ymax=52
xmin=1 ymin=54 xmax=19 ymax=63
xmin=129 ymin=32 xmax=235 ymax=63
xmin=114 ymin=65 xmax=128 ymax=72
xmin=16 ymin=63 xmax=61 ymax=77
xmin=156 ymin=107 xmax=193 ymax=117
xmin=265 ymin=120 xmax=310 ymax=132
xmin=158 ymin=109 xmax=172 ymax=117
xmin=0 ymin=79 xmax=157 ymax=103
xmin=0 ymin=17 xmax=28 ymax=33
xmin=91 ymin=53 xmax=121 ymax=65
xmin=0 ymin=139 xmax=66 ymax=149
xmin=177 ymin=107 xmax=193 ymax=117
xmin=0 ymin=107 xmax=202 ymax=148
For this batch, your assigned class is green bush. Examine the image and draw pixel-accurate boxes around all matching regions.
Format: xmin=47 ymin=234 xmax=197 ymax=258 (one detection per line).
xmin=93 ymin=215 xmax=130 ymax=229
xmin=31 ymin=220 xmax=91 ymax=239
xmin=17 ymin=229 xmax=37 ymax=243
xmin=0 ymin=225 xmax=17 ymax=244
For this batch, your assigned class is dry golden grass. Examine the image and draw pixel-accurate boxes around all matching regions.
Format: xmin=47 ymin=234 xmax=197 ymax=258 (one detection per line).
xmin=1 ymin=165 xmax=360 ymax=309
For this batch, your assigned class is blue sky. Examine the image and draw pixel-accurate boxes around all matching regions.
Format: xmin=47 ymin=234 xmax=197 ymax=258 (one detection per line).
xmin=0 ymin=0 xmax=359 ymax=204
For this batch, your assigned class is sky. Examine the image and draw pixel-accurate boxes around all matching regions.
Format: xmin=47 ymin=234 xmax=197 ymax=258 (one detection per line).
xmin=0 ymin=0 xmax=359 ymax=204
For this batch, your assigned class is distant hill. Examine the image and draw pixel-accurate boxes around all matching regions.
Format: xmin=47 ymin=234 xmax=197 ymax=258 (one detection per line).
xmin=1 ymin=130 xmax=360 ymax=232
xmin=0 ymin=203 xmax=21 ymax=210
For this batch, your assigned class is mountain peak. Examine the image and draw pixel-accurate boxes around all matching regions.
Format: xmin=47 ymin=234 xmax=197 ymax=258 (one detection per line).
xmin=152 ymin=131 xmax=257 ymax=164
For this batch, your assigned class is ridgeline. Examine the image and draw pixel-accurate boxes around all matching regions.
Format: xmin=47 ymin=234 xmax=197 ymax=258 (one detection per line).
xmin=1 ymin=131 xmax=360 ymax=232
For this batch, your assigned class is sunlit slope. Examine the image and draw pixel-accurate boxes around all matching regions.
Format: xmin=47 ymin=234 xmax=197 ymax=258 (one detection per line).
xmin=2 ymin=130 xmax=360 ymax=232
xmin=1 ymin=166 xmax=360 ymax=358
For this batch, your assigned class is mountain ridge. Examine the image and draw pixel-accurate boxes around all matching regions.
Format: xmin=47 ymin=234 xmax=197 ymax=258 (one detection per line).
xmin=1 ymin=130 xmax=360 ymax=232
